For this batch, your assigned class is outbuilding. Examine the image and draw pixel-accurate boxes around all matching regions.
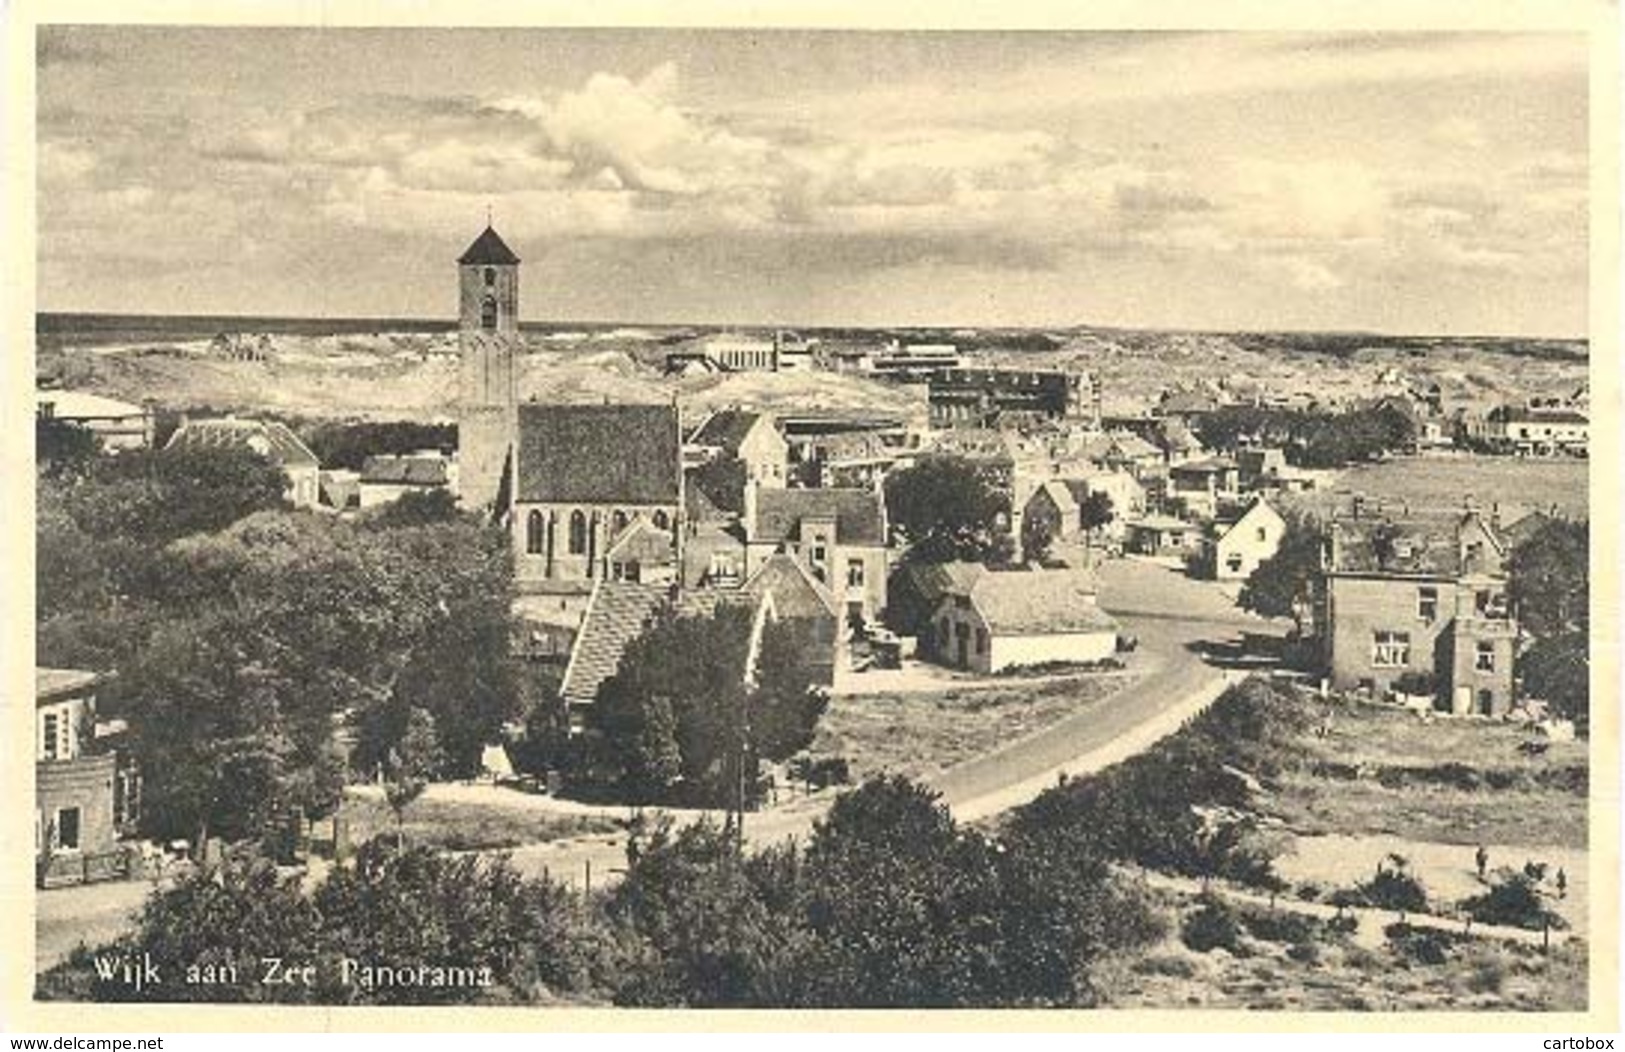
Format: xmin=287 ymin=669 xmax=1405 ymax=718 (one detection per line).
xmin=929 ymin=568 xmax=1118 ymax=674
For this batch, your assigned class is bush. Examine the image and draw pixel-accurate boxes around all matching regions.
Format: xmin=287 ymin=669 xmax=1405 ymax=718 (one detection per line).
xmin=1460 ymin=868 xmax=1566 ymax=932
xmin=1384 ymin=922 xmax=1458 ymax=966
xmin=1181 ymin=895 xmax=1242 ymax=954
xmin=1285 ymin=940 xmax=1320 ymax=964
xmin=1357 ymin=856 xmax=1429 ymax=914
xmin=1237 ymin=905 xmax=1317 ymax=945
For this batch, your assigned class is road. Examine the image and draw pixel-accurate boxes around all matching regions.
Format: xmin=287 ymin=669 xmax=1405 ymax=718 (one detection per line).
xmin=35 ymin=558 xmax=1283 ymax=965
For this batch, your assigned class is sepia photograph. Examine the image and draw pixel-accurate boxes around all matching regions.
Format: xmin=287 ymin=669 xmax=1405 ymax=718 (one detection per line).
xmin=9 ymin=6 xmax=1618 ymax=1028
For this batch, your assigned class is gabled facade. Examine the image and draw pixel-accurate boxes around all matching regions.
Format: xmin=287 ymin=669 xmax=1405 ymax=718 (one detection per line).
xmin=745 ymin=485 xmax=889 ymax=626
xmin=689 ymin=409 xmax=789 ymax=490
xmin=1208 ymin=498 xmax=1285 ymax=580
xmin=165 ymin=416 xmax=321 ymax=509
xmin=928 ymin=568 xmax=1118 ymax=674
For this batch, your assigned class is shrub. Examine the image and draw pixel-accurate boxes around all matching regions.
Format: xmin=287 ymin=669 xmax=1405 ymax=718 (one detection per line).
xmin=1384 ymin=922 xmax=1457 ymax=966
xmin=1460 ymin=868 xmax=1566 ymax=932
xmin=1285 ymin=940 xmax=1320 ymax=964
xmin=1357 ymin=855 xmax=1429 ymax=914
xmin=1238 ymin=906 xmax=1317 ymax=945
xmin=1181 ymin=895 xmax=1242 ymax=954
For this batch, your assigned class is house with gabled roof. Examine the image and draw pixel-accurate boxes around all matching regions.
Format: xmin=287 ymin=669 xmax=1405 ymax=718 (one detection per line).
xmin=1316 ymin=510 xmax=1518 ymax=715
xmin=745 ymin=484 xmax=889 ymax=626
xmin=927 ymin=568 xmax=1119 ymax=674
xmin=1206 ymin=497 xmax=1285 ymax=581
xmin=165 ymin=416 xmax=321 ymax=509
xmin=358 ymin=452 xmax=457 ymax=509
xmin=689 ymin=408 xmax=788 ymax=491
xmin=512 ymin=402 xmax=683 ymax=599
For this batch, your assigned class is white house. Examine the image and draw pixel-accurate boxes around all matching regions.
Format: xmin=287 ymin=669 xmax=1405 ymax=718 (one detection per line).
xmin=1209 ymin=498 xmax=1286 ymax=581
xmin=36 ymin=390 xmax=153 ymax=451
xmin=358 ymin=452 xmax=457 ymax=509
xmin=929 ymin=568 xmax=1119 ymax=674
xmin=165 ymin=416 xmax=322 ymax=509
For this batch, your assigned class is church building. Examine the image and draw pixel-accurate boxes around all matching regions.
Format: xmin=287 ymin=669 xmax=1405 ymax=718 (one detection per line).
xmin=454 ymin=225 xmax=682 ymax=607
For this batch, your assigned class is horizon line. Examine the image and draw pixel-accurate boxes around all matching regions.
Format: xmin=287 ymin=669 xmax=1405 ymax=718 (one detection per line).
xmin=33 ymin=310 xmax=1590 ymax=345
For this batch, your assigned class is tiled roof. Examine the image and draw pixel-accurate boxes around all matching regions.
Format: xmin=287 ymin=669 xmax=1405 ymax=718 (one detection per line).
xmin=690 ymin=409 xmax=765 ymax=452
xmin=962 ymin=569 xmax=1117 ymax=635
xmin=754 ymin=487 xmax=885 ymax=546
xmin=36 ymin=390 xmax=147 ymax=420
xmin=37 ymin=667 xmax=102 ymax=703
xmin=1170 ymin=457 xmax=1237 ymax=475
xmin=360 ymin=454 xmax=451 ymax=486
xmin=516 ymin=403 xmax=681 ymax=505
xmin=1499 ymin=406 xmax=1588 ymax=425
xmin=559 ymin=581 xmax=669 ymax=704
xmin=905 ymin=560 xmax=987 ymax=604
xmin=458 ymin=225 xmax=521 ymax=265
xmin=742 ymin=552 xmax=838 ymax=619
xmin=1329 ymin=512 xmax=1504 ymax=578
xmin=604 ymin=518 xmax=677 ymax=566
xmin=165 ymin=418 xmax=320 ymax=470
xmin=1127 ymin=514 xmax=1196 ymax=532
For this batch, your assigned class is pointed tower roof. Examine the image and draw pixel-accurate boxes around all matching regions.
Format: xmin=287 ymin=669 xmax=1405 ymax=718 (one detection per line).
xmin=458 ymin=225 xmax=521 ymax=265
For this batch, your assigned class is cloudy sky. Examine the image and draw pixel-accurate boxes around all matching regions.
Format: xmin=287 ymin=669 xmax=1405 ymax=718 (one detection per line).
xmin=37 ymin=27 xmax=1588 ymax=335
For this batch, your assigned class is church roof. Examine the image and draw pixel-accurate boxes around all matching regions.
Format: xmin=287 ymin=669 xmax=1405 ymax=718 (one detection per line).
xmin=458 ymin=225 xmax=521 ymax=266
xmin=516 ymin=403 xmax=681 ymax=505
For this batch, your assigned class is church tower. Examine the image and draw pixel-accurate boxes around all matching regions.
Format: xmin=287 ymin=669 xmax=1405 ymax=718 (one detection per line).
xmin=456 ymin=224 xmax=521 ymax=513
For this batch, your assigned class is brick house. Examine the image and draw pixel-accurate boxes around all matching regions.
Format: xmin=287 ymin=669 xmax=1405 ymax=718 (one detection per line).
xmin=36 ymin=668 xmax=139 ymax=887
xmin=1315 ymin=511 xmax=1518 ymax=715
xmin=744 ymin=484 xmax=889 ymax=627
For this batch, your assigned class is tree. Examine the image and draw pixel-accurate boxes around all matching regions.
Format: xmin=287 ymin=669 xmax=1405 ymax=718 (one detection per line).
xmin=1021 ymin=493 xmax=1060 ymax=564
xmin=1461 ymin=867 xmax=1566 ymax=932
xmin=1509 ymin=518 xmax=1588 ymax=636
xmin=884 ymin=455 xmax=1014 ymax=564
xmin=1519 ymin=630 xmax=1588 ymax=735
xmin=1238 ymin=509 xmax=1322 ymax=634
xmin=36 ymin=415 xmax=100 ymax=478
xmin=689 ymin=454 xmax=748 ymax=515
xmin=366 ymin=487 xmax=460 ymax=527
xmin=1078 ymin=491 xmax=1115 ymax=548
xmin=385 ymin=707 xmax=444 ymax=832
xmin=590 ymin=605 xmax=822 ymax=807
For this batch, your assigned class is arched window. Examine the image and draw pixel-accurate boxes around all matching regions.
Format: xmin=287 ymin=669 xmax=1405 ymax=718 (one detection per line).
xmin=526 ymin=510 xmax=545 ymax=554
xmin=611 ymin=509 xmax=629 ymax=537
xmin=568 ymin=510 xmax=588 ymax=555
xmin=481 ymin=296 xmax=498 ymax=330
xmin=652 ymin=510 xmax=670 ymax=531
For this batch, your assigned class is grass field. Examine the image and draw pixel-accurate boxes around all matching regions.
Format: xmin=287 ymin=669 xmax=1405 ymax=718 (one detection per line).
xmin=339 ymin=794 xmax=623 ymax=852
xmin=1105 ymin=885 xmax=1588 ymax=1011
xmin=812 ymin=673 xmax=1137 ymax=781
xmin=1286 ymin=454 xmax=1589 ymax=522
xmin=1267 ymin=696 xmax=1588 ymax=850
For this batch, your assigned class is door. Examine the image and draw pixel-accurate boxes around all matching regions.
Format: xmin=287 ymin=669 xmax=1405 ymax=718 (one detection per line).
xmin=956 ymin=624 xmax=969 ymax=668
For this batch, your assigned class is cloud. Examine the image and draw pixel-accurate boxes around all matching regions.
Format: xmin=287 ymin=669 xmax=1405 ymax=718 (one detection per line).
xmin=1431 ymin=116 xmax=1487 ymax=150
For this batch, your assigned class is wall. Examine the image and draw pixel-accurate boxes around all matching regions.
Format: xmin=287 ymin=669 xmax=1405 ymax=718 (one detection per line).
xmin=37 ymin=752 xmax=118 ymax=874
xmin=514 ymin=502 xmax=678 ymax=586
xmin=989 ymin=630 xmax=1117 ymax=673
xmin=1325 ymin=574 xmax=1454 ymax=692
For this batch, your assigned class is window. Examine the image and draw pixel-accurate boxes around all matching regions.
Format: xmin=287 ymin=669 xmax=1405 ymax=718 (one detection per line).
xmin=55 ymin=807 xmax=80 ymax=852
xmin=614 ymin=561 xmax=641 ymax=583
xmin=709 ymin=552 xmax=739 ymax=580
xmin=976 ymin=628 xmax=989 ymax=655
xmin=652 ymin=510 xmax=670 ymax=531
xmin=568 ymin=510 xmax=587 ymax=555
xmin=1475 ymin=641 xmax=1496 ymax=673
xmin=811 ymin=543 xmax=827 ymax=565
xmin=484 ymin=267 xmax=495 ymax=288
xmin=42 ymin=712 xmax=60 ymax=761
xmin=1256 ymin=527 xmax=1268 ymax=542
xmin=847 ymin=558 xmax=865 ymax=588
xmin=481 ymin=296 xmax=498 ymax=330
xmin=1226 ymin=554 xmax=1244 ymax=573
xmin=611 ymin=510 xmax=629 ymax=537
xmin=1417 ymin=586 xmax=1438 ymax=621
xmin=1372 ymin=630 xmax=1411 ymax=668
xmin=526 ymin=510 xmax=545 ymax=555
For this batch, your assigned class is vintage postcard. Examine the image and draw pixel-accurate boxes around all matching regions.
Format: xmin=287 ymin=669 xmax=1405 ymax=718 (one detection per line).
xmin=3 ymin=0 xmax=1618 ymax=1033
